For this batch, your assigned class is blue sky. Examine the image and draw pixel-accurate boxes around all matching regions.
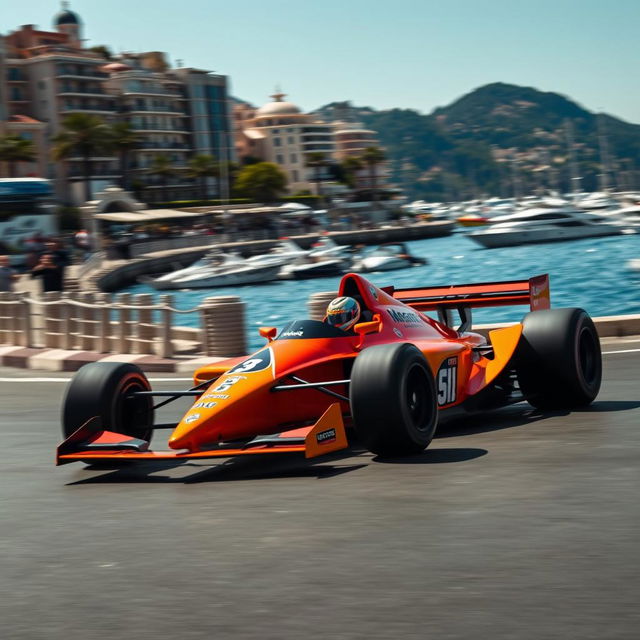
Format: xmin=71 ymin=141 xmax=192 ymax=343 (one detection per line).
xmin=6 ymin=0 xmax=640 ymax=122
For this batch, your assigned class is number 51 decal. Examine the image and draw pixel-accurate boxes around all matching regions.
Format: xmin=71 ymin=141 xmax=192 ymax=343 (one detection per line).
xmin=437 ymin=356 xmax=458 ymax=406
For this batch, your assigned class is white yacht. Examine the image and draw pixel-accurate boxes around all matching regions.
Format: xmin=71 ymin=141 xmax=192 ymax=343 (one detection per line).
xmin=352 ymin=243 xmax=427 ymax=272
xmin=627 ymin=258 xmax=640 ymax=272
xmin=279 ymin=253 xmax=349 ymax=279
xmin=600 ymin=204 xmax=640 ymax=228
xmin=469 ymin=208 xmax=625 ymax=248
xmin=148 ymin=252 xmax=282 ymax=289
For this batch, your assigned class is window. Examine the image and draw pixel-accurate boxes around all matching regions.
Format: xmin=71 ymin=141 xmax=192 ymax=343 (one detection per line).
xmin=290 ymin=154 xmax=297 ymax=163
xmin=288 ymin=136 xmax=294 ymax=144
xmin=292 ymin=170 xmax=299 ymax=182
xmin=273 ymin=138 xmax=281 ymax=147
xmin=276 ymin=154 xmax=284 ymax=164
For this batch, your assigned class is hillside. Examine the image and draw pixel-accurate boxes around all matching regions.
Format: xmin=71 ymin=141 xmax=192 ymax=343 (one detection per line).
xmin=314 ymin=84 xmax=640 ymax=199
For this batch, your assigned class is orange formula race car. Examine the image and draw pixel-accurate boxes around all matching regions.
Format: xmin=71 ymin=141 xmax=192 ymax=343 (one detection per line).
xmin=57 ymin=272 xmax=602 ymax=466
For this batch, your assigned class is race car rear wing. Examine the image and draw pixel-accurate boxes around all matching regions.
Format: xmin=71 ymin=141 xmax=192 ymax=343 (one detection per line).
xmin=388 ymin=274 xmax=550 ymax=331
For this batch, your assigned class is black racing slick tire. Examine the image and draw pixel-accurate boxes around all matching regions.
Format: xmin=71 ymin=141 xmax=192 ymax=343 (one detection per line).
xmin=350 ymin=343 xmax=438 ymax=456
xmin=515 ymin=308 xmax=602 ymax=409
xmin=61 ymin=362 xmax=154 ymax=441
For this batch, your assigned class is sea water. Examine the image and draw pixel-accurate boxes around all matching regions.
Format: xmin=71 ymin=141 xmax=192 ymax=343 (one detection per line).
xmin=123 ymin=233 xmax=640 ymax=352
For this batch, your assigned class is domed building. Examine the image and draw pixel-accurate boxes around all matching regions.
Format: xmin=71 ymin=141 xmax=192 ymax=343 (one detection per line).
xmin=53 ymin=2 xmax=82 ymax=47
xmin=235 ymin=92 xmax=337 ymax=194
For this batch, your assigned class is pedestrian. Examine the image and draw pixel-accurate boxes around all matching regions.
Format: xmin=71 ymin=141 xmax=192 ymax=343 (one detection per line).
xmin=0 ymin=255 xmax=19 ymax=292
xmin=30 ymin=253 xmax=63 ymax=293
xmin=73 ymin=229 xmax=91 ymax=260
xmin=44 ymin=239 xmax=71 ymax=285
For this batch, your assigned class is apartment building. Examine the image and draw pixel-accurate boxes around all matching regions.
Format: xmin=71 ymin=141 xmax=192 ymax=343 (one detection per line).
xmin=235 ymin=92 xmax=337 ymax=193
xmin=1 ymin=5 xmax=232 ymax=203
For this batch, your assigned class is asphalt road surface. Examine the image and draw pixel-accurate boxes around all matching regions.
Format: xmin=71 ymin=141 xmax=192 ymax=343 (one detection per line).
xmin=1 ymin=343 xmax=639 ymax=640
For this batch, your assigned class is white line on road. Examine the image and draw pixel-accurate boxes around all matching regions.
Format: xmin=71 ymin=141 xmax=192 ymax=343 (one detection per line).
xmin=602 ymin=348 xmax=640 ymax=355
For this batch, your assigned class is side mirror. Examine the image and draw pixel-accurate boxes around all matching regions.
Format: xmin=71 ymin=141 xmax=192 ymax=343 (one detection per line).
xmin=354 ymin=315 xmax=382 ymax=348
xmin=259 ymin=326 xmax=277 ymax=343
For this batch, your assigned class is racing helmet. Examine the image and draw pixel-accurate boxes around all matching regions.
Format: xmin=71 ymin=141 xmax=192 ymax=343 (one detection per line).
xmin=325 ymin=296 xmax=361 ymax=332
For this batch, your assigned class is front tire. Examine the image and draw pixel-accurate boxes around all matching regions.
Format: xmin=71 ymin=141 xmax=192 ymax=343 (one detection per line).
xmin=515 ymin=308 xmax=602 ymax=409
xmin=61 ymin=362 xmax=154 ymax=441
xmin=350 ymin=343 xmax=438 ymax=456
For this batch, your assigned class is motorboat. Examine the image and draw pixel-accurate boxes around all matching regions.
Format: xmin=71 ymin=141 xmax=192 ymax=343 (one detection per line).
xmin=456 ymin=213 xmax=490 ymax=227
xmin=307 ymin=235 xmax=351 ymax=259
xmin=627 ymin=258 xmax=640 ymax=272
xmin=352 ymin=243 xmax=427 ymax=272
xmin=469 ymin=207 xmax=626 ymax=248
xmin=148 ymin=251 xmax=282 ymax=289
xmin=277 ymin=235 xmax=353 ymax=278
xmin=244 ymin=239 xmax=308 ymax=266
xmin=600 ymin=204 xmax=640 ymax=228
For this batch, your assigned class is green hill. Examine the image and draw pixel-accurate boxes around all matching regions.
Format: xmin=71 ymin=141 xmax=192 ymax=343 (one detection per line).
xmin=315 ymin=84 xmax=640 ymax=200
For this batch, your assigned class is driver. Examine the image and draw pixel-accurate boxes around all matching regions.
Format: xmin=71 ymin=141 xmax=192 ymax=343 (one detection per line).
xmin=324 ymin=296 xmax=361 ymax=332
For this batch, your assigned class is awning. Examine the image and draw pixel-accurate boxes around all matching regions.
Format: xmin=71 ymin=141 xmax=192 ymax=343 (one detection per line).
xmin=94 ymin=209 xmax=206 ymax=223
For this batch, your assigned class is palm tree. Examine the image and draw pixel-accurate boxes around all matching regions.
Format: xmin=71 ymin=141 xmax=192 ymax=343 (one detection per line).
xmin=51 ymin=113 xmax=112 ymax=202
xmin=187 ymin=154 xmax=219 ymax=202
xmin=360 ymin=146 xmax=386 ymax=203
xmin=341 ymin=156 xmax=363 ymax=189
xmin=0 ymin=134 xmax=36 ymax=178
xmin=305 ymin=152 xmax=329 ymax=205
xmin=147 ymin=154 xmax=176 ymax=203
xmin=110 ymin=121 xmax=141 ymax=191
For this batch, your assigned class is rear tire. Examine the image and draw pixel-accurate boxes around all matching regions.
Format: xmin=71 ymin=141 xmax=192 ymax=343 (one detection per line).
xmin=515 ymin=308 xmax=602 ymax=409
xmin=61 ymin=362 xmax=153 ymax=441
xmin=350 ymin=343 xmax=438 ymax=456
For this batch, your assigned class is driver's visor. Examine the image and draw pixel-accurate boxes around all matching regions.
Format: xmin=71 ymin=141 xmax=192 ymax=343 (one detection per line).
xmin=325 ymin=310 xmax=356 ymax=328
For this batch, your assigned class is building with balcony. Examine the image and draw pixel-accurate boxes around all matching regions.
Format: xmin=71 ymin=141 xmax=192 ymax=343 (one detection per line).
xmin=235 ymin=92 xmax=337 ymax=193
xmin=1 ymin=5 xmax=233 ymax=203
xmin=2 ymin=7 xmax=119 ymax=199
xmin=103 ymin=60 xmax=190 ymax=173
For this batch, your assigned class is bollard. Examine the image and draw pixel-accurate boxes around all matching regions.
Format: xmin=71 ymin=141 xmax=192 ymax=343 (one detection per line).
xmin=134 ymin=293 xmax=154 ymax=355
xmin=81 ymin=292 xmax=95 ymax=351
xmin=59 ymin=294 xmax=72 ymax=350
xmin=0 ymin=292 xmax=9 ymax=344
xmin=67 ymin=292 xmax=81 ymax=350
xmin=199 ymin=295 xmax=246 ymax=357
xmin=95 ymin=292 xmax=111 ymax=353
xmin=115 ymin=293 xmax=132 ymax=354
xmin=308 ymin=291 xmax=338 ymax=322
xmin=43 ymin=292 xmax=59 ymax=348
xmin=10 ymin=292 xmax=23 ymax=346
xmin=15 ymin=292 xmax=32 ymax=348
xmin=159 ymin=294 xmax=173 ymax=358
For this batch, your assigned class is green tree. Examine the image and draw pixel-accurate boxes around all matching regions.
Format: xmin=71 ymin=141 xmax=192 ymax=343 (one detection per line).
xmin=305 ymin=152 xmax=329 ymax=202
xmin=187 ymin=154 xmax=219 ymax=201
xmin=110 ymin=121 xmax=141 ymax=191
xmin=340 ymin=156 xmax=363 ymax=189
xmin=147 ymin=154 xmax=176 ymax=202
xmin=88 ymin=45 xmax=113 ymax=60
xmin=360 ymin=146 xmax=386 ymax=203
xmin=234 ymin=162 xmax=287 ymax=203
xmin=51 ymin=113 xmax=112 ymax=202
xmin=0 ymin=134 xmax=36 ymax=178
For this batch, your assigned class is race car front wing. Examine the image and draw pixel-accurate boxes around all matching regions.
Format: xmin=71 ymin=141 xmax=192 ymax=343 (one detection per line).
xmin=56 ymin=403 xmax=348 ymax=465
